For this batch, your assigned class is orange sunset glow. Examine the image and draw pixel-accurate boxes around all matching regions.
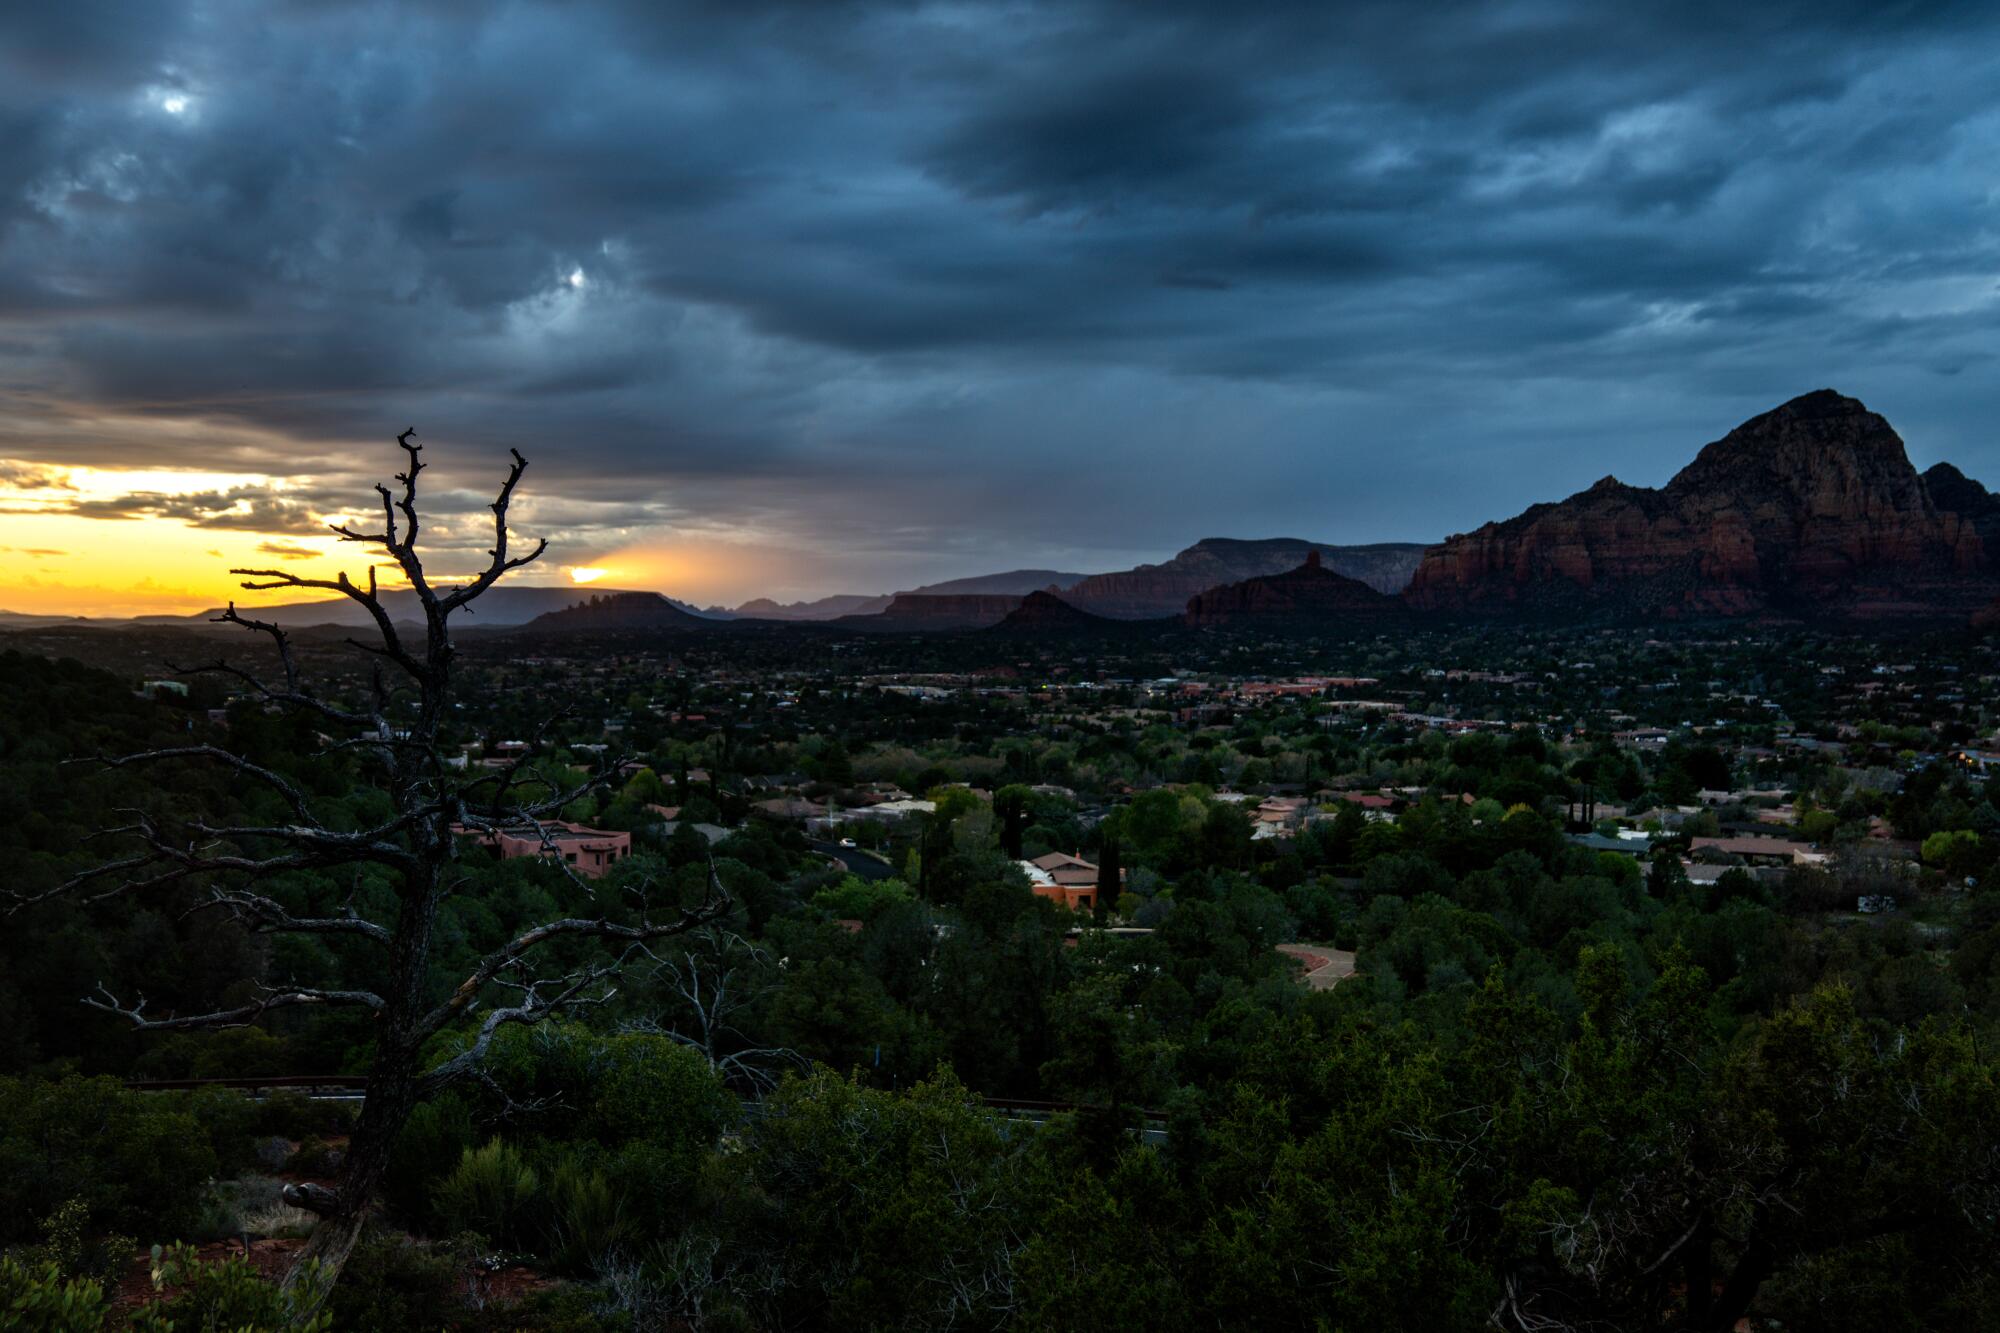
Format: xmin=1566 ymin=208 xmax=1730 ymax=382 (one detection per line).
xmin=0 ymin=466 xmax=338 ymax=617
xmin=0 ymin=460 xmax=828 ymax=617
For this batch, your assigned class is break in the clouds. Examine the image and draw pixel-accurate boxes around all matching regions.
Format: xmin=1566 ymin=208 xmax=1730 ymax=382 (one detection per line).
xmin=3 ymin=0 xmax=2000 ymax=600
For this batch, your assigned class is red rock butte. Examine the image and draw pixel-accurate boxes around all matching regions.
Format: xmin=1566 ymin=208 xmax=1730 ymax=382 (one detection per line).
xmin=1404 ymin=389 xmax=2000 ymax=621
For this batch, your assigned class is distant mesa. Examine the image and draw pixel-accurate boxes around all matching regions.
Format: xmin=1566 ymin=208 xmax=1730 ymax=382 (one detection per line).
xmin=521 ymin=591 xmax=712 ymax=632
xmin=1057 ymin=538 xmax=1428 ymax=618
xmin=1184 ymin=549 xmax=1404 ymax=626
xmin=1405 ymin=389 xmax=2000 ymax=622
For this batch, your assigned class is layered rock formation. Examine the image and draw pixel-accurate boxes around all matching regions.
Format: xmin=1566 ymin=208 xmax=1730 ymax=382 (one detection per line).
xmin=1405 ymin=391 xmax=1998 ymax=620
xmin=1060 ymin=538 xmax=1427 ymax=617
xmin=1184 ymin=551 xmax=1402 ymax=626
xmin=1924 ymin=462 xmax=2000 ymax=554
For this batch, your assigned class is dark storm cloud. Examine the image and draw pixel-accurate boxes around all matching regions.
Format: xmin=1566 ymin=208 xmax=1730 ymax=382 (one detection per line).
xmin=3 ymin=0 xmax=2000 ymax=594
xmin=58 ymin=486 xmax=334 ymax=534
xmin=0 ymin=462 xmax=73 ymax=490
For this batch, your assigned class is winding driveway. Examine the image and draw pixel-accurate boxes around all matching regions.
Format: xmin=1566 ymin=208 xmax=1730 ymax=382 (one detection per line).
xmin=1276 ymin=943 xmax=1357 ymax=990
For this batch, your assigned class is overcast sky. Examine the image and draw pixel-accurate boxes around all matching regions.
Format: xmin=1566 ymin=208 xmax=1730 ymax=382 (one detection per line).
xmin=3 ymin=0 xmax=1999 ymax=606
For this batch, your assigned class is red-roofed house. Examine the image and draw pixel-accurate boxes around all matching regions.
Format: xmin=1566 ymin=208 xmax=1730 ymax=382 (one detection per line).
xmin=1020 ymin=851 xmax=1123 ymax=912
xmin=455 ymin=821 xmax=633 ymax=878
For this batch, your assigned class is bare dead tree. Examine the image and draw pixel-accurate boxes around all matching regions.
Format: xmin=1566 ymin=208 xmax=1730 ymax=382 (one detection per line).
xmin=625 ymin=926 xmax=803 ymax=1094
xmin=3 ymin=431 xmax=728 ymax=1292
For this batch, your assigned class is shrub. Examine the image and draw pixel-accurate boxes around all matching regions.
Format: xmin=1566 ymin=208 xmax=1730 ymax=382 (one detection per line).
xmin=0 ymin=1244 xmax=330 ymax=1333
xmin=285 ymin=1135 xmax=344 ymax=1177
xmin=0 ymin=1255 xmax=112 ymax=1332
xmin=1924 ymin=828 xmax=1983 ymax=877
xmin=811 ymin=874 xmax=914 ymax=922
xmin=385 ymin=1090 xmax=477 ymax=1228
xmin=437 ymin=1139 xmax=542 ymax=1249
xmin=25 ymin=1198 xmax=132 ymax=1288
xmin=584 ymin=1033 xmax=735 ymax=1156
xmin=484 ymin=1283 xmax=634 ymax=1333
xmin=170 ymin=1086 xmax=259 ymax=1178
xmin=542 ymin=1155 xmax=630 ymax=1276
xmin=127 ymin=1242 xmax=332 ymax=1333
xmin=0 ymin=1076 xmax=221 ymax=1243
xmin=328 ymin=1232 xmax=463 ymax=1333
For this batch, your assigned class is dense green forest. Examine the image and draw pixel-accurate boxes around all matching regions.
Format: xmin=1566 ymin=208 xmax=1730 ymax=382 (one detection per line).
xmin=3 ymin=646 xmax=1998 ymax=1331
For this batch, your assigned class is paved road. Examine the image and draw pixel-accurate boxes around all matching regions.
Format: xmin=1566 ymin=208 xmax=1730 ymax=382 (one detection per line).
xmin=808 ymin=839 xmax=898 ymax=881
xmin=1276 ymin=943 xmax=1357 ymax=990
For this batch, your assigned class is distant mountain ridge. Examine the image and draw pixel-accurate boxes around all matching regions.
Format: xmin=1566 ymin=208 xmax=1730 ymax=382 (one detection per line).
xmin=1406 ymin=390 xmax=2000 ymax=620
xmin=142 ymin=585 xmax=716 ymax=630
xmin=721 ymin=568 xmax=1090 ymax=620
xmin=1056 ymin=538 xmax=1427 ymax=618
xmin=724 ymin=593 xmax=891 ymax=620
xmin=12 ymin=391 xmax=2000 ymax=638
xmin=830 ymin=593 xmax=1026 ymax=631
xmin=715 ymin=548 xmax=1426 ymax=624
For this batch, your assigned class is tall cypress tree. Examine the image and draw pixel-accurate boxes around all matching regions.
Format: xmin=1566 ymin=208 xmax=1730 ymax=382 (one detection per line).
xmin=1095 ymin=834 xmax=1121 ymax=923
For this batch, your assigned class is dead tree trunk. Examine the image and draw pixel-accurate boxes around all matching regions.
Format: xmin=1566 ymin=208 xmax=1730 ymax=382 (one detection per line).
xmin=8 ymin=431 xmax=727 ymax=1302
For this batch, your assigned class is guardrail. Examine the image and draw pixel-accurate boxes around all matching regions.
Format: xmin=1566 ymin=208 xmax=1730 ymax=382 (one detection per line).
xmin=125 ymin=1076 xmax=1166 ymax=1122
xmin=124 ymin=1075 xmax=369 ymax=1093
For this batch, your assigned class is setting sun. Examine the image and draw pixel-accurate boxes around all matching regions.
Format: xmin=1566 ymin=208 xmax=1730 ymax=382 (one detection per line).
xmin=568 ymin=566 xmax=608 ymax=583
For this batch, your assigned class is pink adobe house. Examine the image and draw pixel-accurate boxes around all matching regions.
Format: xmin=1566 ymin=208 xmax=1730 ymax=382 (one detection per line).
xmin=1020 ymin=851 xmax=1124 ymax=913
xmin=454 ymin=821 xmax=633 ymax=878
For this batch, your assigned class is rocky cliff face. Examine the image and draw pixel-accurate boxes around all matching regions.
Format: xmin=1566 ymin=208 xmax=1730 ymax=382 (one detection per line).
xmin=1184 ymin=551 xmax=1402 ymax=626
xmin=1061 ymin=538 xmax=1427 ymax=617
xmin=1405 ymin=391 xmax=1998 ymax=620
xmin=1925 ymin=462 xmax=2000 ymax=555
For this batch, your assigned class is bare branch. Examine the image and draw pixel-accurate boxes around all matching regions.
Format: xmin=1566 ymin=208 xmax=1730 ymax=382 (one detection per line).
xmin=419 ymin=863 xmax=731 ymax=1041
xmin=442 ymin=447 xmax=547 ymax=613
xmin=627 ymin=928 xmax=802 ymax=1092
xmin=417 ymin=958 xmax=626 ymax=1094
xmin=182 ymin=886 xmax=392 ymax=946
xmin=172 ymin=651 xmax=376 ymax=732
xmin=85 ymin=981 xmax=385 ymax=1030
xmin=84 ymin=744 xmax=323 ymax=827
xmin=227 ymin=566 xmax=421 ymax=678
